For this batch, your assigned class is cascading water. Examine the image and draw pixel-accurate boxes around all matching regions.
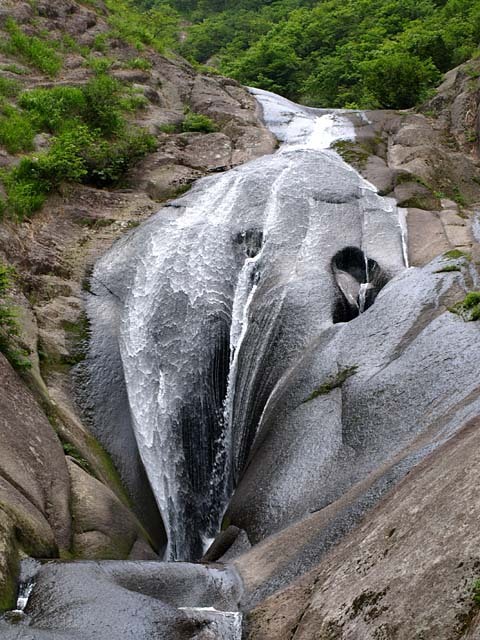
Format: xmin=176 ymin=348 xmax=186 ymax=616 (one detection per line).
xmin=84 ymin=88 xmax=408 ymax=561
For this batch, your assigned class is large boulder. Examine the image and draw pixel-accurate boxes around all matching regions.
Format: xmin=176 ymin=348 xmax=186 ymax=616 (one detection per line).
xmin=67 ymin=459 xmax=156 ymax=560
xmin=0 ymin=354 xmax=71 ymax=609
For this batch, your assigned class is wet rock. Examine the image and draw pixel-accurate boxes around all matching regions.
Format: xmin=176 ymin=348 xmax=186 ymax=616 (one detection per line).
xmin=0 ymin=561 xmax=243 ymax=639
xmin=231 ymin=257 xmax=480 ymax=603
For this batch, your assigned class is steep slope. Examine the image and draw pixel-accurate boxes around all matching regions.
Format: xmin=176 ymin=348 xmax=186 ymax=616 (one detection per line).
xmin=0 ymin=0 xmax=273 ymax=611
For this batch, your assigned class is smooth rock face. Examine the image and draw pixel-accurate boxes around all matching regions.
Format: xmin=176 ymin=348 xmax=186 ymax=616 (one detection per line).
xmin=232 ymin=256 xmax=480 ymax=604
xmin=67 ymin=459 xmax=153 ymax=559
xmin=0 ymin=561 xmax=243 ymax=640
xmin=85 ymin=89 xmax=408 ymax=560
xmin=247 ymin=417 xmax=480 ymax=640
xmin=0 ymin=354 xmax=71 ymax=607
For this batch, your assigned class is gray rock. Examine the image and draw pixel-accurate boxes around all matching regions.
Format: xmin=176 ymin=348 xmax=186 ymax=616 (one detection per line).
xmin=247 ymin=417 xmax=480 ymax=640
xmin=0 ymin=561 xmax=243 ymax=639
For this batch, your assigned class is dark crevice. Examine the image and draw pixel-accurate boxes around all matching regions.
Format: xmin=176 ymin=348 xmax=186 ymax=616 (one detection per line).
xmin=331 ymin=246 xmax=389 ymax=323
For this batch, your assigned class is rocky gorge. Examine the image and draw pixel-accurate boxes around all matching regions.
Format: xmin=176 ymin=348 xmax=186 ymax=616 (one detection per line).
xmin=0 ymin=1 xmax=479 ymax=638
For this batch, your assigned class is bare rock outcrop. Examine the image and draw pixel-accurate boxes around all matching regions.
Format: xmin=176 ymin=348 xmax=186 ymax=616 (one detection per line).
xmin=247 ymin=418 xmax=480 ymax=639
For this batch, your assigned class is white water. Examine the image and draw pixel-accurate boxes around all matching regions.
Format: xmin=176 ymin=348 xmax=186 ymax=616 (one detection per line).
xmin=87 ymin=87 xmax=409 ymax=560
xmin=179 ymin=607 xmax=242 ymax=639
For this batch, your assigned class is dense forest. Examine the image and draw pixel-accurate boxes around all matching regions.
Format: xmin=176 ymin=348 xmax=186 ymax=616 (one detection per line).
xmin=133 ymin=0 xmax=480 ymax=109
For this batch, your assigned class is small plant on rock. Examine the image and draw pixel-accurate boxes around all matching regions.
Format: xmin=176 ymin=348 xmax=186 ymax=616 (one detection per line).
xmin=181 ymin=110 xmax=217 ymax=133
xmin=302 ymin=365 xmax=358 ymax=404
xmin=449 ymin=292 xmax=480 ymax=322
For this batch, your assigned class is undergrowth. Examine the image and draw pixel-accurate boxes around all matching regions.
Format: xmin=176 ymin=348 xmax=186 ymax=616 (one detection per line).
xmin=0 ymin=263 xmax=31 ymax=371
xmin=0 ymin=76 xmax=157 ymax=219
xmin=0 ymin=18 xmax=62 ymax=77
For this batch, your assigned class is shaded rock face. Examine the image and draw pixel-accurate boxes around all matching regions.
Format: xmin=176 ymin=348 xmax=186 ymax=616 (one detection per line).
xmin=67 ymin=459 xmax=156 ymax=560
xmin=0 ymin=354 xmax=71 ymax=608
xmin=331 ymin=246 xmax=389 ymax=322
xmin=231 ymin=254 xmax=480 ymax=601
xmin=247 ymin=417 xmax=480 ymax=640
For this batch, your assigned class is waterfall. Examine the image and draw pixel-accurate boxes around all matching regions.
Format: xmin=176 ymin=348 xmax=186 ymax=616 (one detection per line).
xmin=85 ymin=88 xmax=408 ymax=561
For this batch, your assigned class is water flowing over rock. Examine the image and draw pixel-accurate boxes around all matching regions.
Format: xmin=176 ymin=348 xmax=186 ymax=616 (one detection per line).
xmin=84 ymin=89 xmax=408 ymax=560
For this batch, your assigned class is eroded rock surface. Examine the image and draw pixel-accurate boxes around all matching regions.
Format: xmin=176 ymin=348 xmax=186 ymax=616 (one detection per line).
xmin=247 ymin=418 xmax=480 ymax=639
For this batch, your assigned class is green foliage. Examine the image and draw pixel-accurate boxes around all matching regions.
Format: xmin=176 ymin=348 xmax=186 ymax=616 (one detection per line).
xmin=82 ymin=126 xmax=157 ymax=185
xmin=181 ymin=111 xmax=217 ymax=132
xmin=1 ymin=74 xmax=157 ymax=218
xmin=0 ymin=263 xmax=31 ymax=371
xmin=302 ymin=365 xmax=358 ymax=404
xmin=0 ymin=105 xmax=36 ymax=154
xmin=159 ymin=0 xmax=480 ymax=108
xmin=159 ymin=123 xmax=178 ymax=133
xmin=359 ymin=52 xmax=440 ymax=108
xmin=124 ymin=57 xmax=153 ymax=70
xmin=435 ymin=264 xmax=460 ymax=273
xmin=473 ymin=580 xmax=480 ymax=606
xmin=0 ymin=77 xmax=20 ymax=98
xmin=444 ymin=249 xmax=470 ymax=260
xmin=104 ymin=0 xmax=180 ymax=52
xmin=62 ymin=442 xmax=93 ymax=474
xmin=0 ymin=64 xmax=29 ymax=76
xmin=19 ymin=86 xmax=86 ymax=132
xmin=1 ymin=18 xmax=62 ymax=77
xmin=82 ymin=74 xmax=124 ymax=135
xmin=86 ymin=56 xmax=115 ymax=75
xmin=449 ymin=291 xmax=480 ymax=322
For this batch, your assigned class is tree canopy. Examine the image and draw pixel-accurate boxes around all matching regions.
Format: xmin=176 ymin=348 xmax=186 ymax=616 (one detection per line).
xmin=133 ymin=0 xmax=480 ymax=108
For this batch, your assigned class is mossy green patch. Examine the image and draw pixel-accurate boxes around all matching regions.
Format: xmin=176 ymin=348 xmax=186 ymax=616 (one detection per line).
xmin=302 ymin=365 xmax=358 ymax=404
xmin=435 ymin=264 xmax=461 ymax=273
xmin=333 ymin=140 xmax=370 ymax=168
xmin=449 ymin=292 xmax=480 ymax=322
xmin=444 ymin=249 xmax=471 ymax=260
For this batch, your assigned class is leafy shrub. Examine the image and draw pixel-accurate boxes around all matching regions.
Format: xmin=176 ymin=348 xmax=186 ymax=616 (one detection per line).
xmin=0 ymin=64 xmax=29 ymax=76
xmin=125 ymin=57 xmax=153 ymax=70
xmin=181 ymin=112 xmax=217 ymax=133
xmin=82 ymin=74 xmax=123 ymax=135
xmin=1 ymin=75 xmax=156 ymax=217
xmin=105 ymin=1 xmax=180 ymax=52
xmin=1 ymin=19 xmax=62 ymax=77
xmin=82 ymin=127 xmax=157 ymax=185
xmin=359 ymin=52 xmax=440 ymax=108
xmin=159 ymin=123 xmax=179 ymax=133
xmin=86 ymin=56 xmax=115 ymax=75
xmin=172 ymin=0 xmax=480 ymax=108
xmin=19 ymin=86 xmax=86 ymax=132
xmin=2 ymin=124 xmax=93 ymax=218
xmin=0 ymin=106 xmax=36 ymax=154
xmin=0 ymin=263 xmax=30 ymax=371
